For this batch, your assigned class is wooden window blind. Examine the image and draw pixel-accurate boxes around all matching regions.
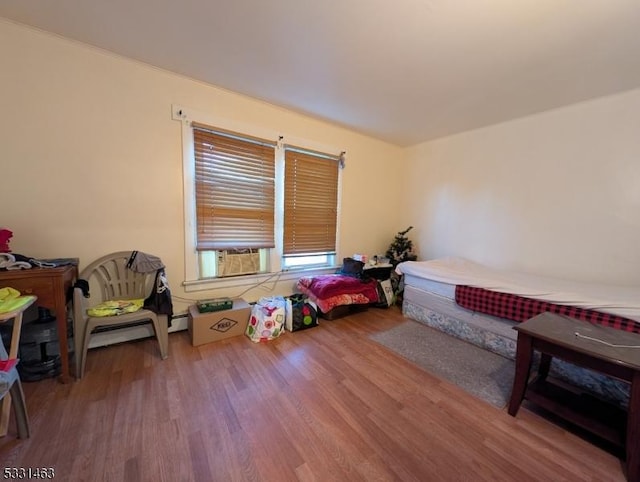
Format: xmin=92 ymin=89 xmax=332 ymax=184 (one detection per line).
xmin=284 ymin=148 xmax=339 ymax=255
xmin=193 ymin=123 xmax=276 ymax=250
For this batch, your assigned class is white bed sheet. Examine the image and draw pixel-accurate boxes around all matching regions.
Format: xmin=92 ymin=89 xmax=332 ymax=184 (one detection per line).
xmin=397 ymin=257 xmax=640 ymax=324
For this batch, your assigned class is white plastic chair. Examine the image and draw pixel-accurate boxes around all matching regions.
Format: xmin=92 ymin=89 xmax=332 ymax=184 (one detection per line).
xmin=72 ymin=252 xmax=169 ymax=378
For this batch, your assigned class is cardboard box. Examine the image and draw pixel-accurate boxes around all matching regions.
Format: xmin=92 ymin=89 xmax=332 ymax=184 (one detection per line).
xmin=188 ymin=298 xmax=251 ymax=346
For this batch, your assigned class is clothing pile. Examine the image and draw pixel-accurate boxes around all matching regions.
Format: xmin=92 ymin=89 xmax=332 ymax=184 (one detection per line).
xmin=0 ymin=253 xmax=78 ymax=271
xmin=0 ymin=253 xmax=31 ymax=270
xmin=0 ymin=287 xmax=33 ymax=314
xmin=126 ymin=251 xmax=174 ymax=323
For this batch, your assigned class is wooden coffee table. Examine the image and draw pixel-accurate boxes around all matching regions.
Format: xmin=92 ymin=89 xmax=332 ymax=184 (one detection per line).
xmin=508 ymin=312 xmax=640 ymax=481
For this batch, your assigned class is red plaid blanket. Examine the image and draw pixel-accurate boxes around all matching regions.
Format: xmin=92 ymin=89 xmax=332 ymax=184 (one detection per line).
xmin=455 ymin=285 xmax=640 ymax=334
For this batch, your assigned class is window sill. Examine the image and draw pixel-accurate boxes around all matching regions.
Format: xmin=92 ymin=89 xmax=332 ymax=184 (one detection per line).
xmin=182 ymin=266 xmax=339 ymax=293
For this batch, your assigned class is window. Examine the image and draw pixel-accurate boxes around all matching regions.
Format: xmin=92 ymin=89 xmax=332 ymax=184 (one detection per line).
xmin=283 ymin=147 xmax=339 ymax=269
xmin=192 ymin=124 xmax=276 ymax=250
xmin=178 ymin=106 xmax=342 ymax=286
xmin=192 ymin=124 xmax=275 ymax=278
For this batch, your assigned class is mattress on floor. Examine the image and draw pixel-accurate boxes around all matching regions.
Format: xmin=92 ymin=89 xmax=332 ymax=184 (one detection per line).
xmin=397 ymin=257 xmax=640 ymax=325
xmin=403 ymin=284 xmax=519 ymax=346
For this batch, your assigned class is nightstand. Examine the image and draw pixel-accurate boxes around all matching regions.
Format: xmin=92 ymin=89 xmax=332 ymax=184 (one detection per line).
xmin=363 ymin=263 xmax=394 ymax=280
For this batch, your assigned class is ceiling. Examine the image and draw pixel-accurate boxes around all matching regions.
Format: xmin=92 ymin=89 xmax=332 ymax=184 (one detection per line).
xmin=2 ymin=0 xmax=640 ymax=146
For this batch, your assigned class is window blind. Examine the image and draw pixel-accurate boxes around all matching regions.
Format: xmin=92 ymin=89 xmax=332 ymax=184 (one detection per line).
xmin=193 ymin=123 xmax=276 ymax=250
xmin=284 ymin=148 xmax=339 ymax=255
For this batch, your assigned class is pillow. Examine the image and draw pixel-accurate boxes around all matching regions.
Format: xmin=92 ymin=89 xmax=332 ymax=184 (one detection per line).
xmin=340 ymin=257 xmax=365 ymax=278
xmin=87 ymin=299 xmax=144 ymax=317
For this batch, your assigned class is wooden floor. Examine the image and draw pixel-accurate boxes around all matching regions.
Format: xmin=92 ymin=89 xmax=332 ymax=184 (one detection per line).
xmin=0 ymin=307 xmax=627 ymax=481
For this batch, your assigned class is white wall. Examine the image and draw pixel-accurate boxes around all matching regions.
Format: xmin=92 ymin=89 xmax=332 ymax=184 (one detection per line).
xmin=5 ymin=15 xmax=637 ymax=322
xmin=0 ymin=19 xmax=406 ymax=317
xmin=403 ymin=87 xmax=640 ymax=285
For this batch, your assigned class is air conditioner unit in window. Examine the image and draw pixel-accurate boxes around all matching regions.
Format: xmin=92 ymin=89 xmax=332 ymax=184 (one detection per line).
xmin=216 ymin=249 xmax=260 ymax=277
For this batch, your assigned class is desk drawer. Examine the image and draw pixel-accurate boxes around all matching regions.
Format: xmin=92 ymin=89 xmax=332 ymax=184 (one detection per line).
xmin=3 ymin=278 xmax=55 ymax=306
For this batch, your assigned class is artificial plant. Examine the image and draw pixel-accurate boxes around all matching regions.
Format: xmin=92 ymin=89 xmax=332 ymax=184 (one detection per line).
xmin=385 ymin=226 xmax=418 ymax=267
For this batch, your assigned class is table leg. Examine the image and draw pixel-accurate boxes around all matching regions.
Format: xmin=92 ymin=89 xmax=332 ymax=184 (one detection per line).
xmin=627 ymin=371 xmax=640 ymax=482
xmin=508 ymin=334 xmax=533 ymax=416
xmin=53 ymin=302 xmax=72 ymax=383
xmin=538 ymin=353 xmax=552 ymax=380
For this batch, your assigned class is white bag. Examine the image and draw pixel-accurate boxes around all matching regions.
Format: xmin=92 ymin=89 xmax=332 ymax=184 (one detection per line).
xmin=245 ymin=296 xmax=286 ymax=342
xmin=377 ymin=279 xmax=394 ymax=307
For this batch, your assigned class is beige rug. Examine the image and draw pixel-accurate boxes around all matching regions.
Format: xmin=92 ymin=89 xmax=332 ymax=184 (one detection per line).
xmin=371 ymin=320 xmax=515 ymax=408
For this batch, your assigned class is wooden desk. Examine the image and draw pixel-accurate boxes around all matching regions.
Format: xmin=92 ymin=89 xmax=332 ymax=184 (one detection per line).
xmin=508 ymin=312 xmax=640 ymax=481
xmin=362 ymin=263 xmax=394 ymax=280
xmin=0 ymin=295 xmax=36 ymax=437
xmin=0 ymin=265 xmax=77 ymax=383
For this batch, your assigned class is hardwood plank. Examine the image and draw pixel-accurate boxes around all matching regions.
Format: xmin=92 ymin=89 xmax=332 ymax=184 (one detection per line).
xmin=0 ymin=306 xmax=626 ymax=481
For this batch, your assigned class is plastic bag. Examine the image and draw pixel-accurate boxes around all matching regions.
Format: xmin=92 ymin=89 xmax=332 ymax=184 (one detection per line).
xmin=285 ymin=294 xmax=318 ymax=331
xmin=375 ymin=279 xmax=394 ymax=307
xmin=245 ymin=296 xmax=286 ymax=342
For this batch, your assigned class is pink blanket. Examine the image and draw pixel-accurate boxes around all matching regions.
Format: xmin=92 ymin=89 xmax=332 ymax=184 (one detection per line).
xmin=297 ymin=275 xmax=379 ymax=313
xmin=298 ymin=275 xmax=379 ymax=299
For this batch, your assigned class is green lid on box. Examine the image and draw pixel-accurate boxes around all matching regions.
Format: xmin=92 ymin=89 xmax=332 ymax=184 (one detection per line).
xmin=197 ymin=297 xmax=233 ymax=313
